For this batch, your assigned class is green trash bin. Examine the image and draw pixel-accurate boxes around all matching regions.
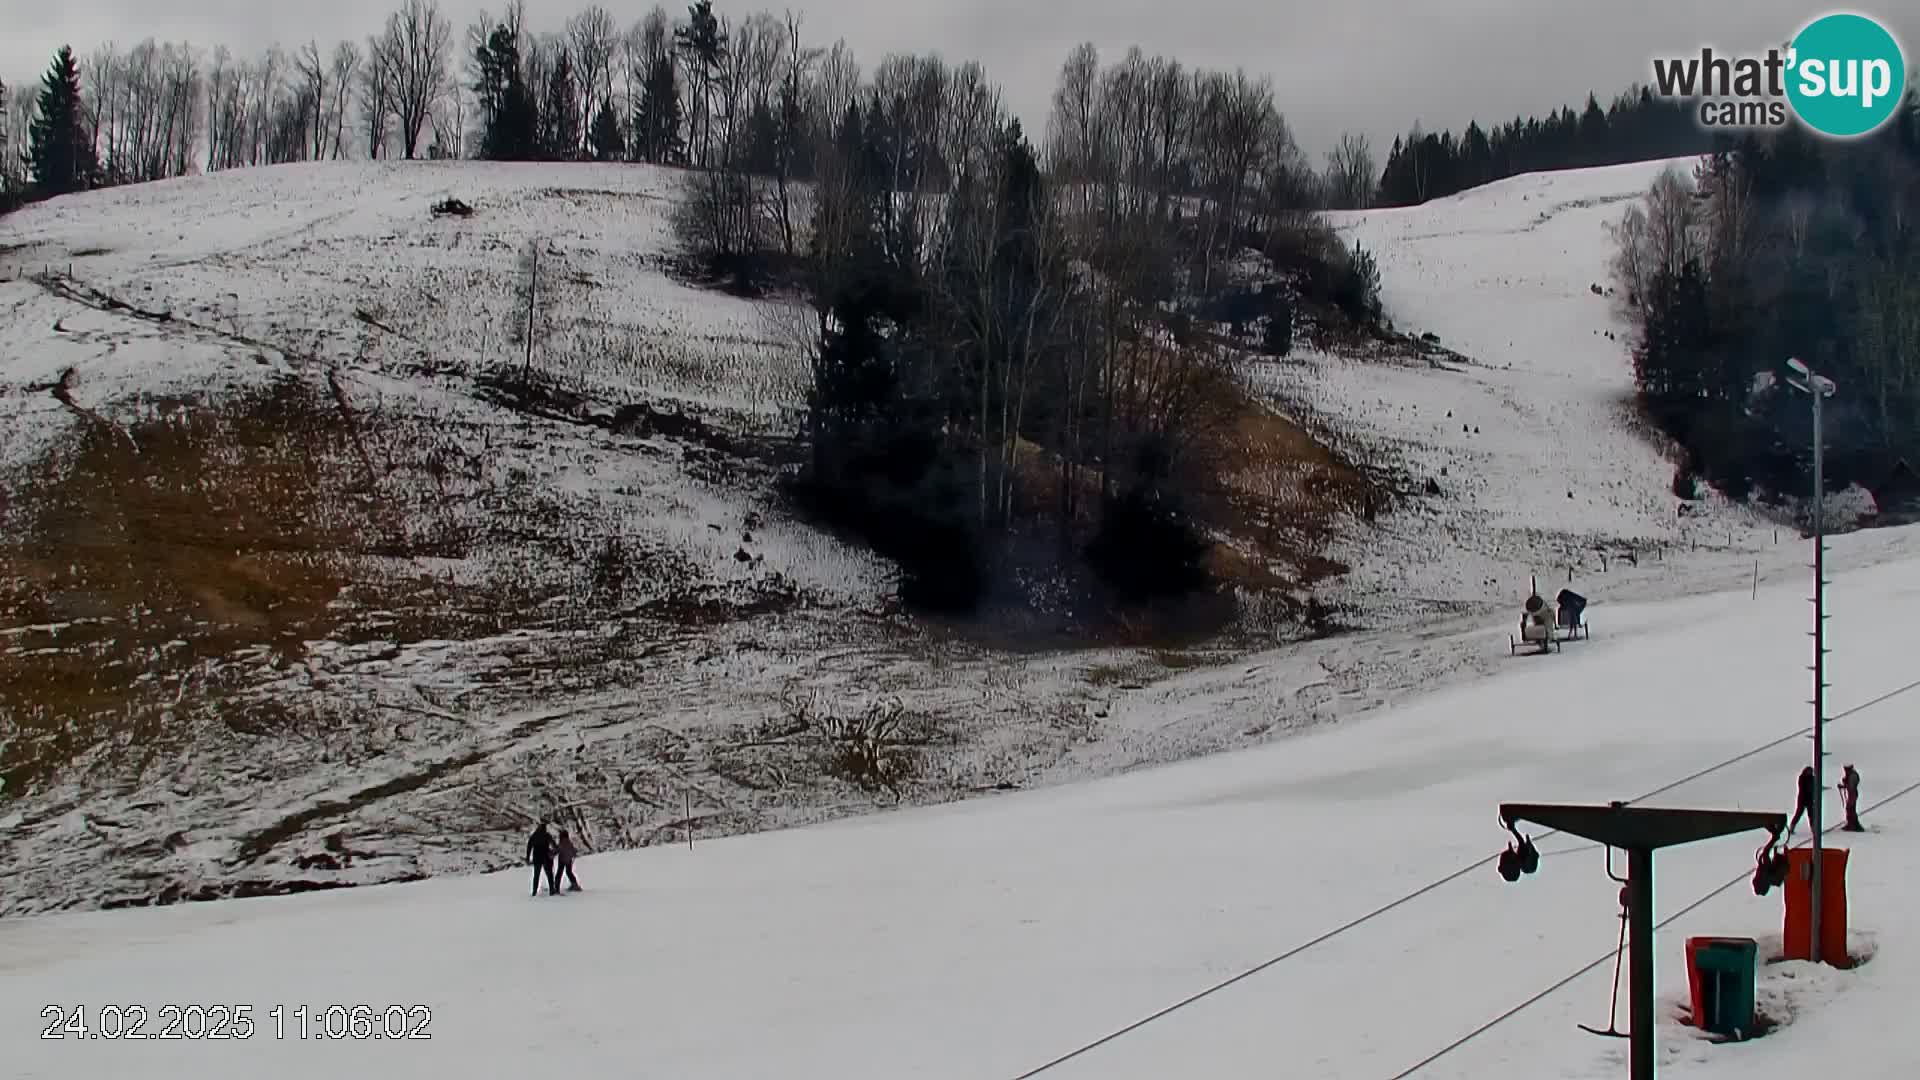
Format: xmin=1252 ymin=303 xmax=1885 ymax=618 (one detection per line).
xmin=1692 ymin=937 xmax=1759 ymax=1037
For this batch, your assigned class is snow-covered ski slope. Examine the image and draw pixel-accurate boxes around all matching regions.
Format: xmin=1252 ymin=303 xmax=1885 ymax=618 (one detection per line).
xmin=1260 ymin=158 xmax=1787 ymax=620
xmin=4 ymin=528 xmax=1917 ymax=1079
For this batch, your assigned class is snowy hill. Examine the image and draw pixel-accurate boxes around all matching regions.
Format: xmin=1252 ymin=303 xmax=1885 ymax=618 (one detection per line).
xmin=4 ymin=525 xmax=1917 ymax=1080
xmin=2 ymin=156 xmax=1906 ymax=917
xmin=0 ymin=159 xmax=883 ymax=625
xmin=1256 ymin=159 xmax=1787 ymax=621
xmin=0 ymin=161 xmax=944 ymax=913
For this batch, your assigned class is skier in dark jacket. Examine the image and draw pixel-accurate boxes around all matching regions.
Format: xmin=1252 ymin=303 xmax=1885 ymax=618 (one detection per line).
xmin=527 ymin=822 xmax=559 ymax=896
xmin=556 ymin=828 xmax=582 ymax=892
xmin=1788 ymin=766 xmax=1819 ymax=837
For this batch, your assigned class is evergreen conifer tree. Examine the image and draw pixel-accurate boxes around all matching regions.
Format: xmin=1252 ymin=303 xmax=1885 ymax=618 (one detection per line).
xmin=588 ymin=99 xmax=625 ymax=162
xmin=541 ymin=50 xmax=582 ymax=161
xmin=475 ymin=25 xmax=537 ymax=161
xmin=29 ymin=46 xmax=96 ymax=197
xmin=633 ymin=53 xmax=683 ymax=164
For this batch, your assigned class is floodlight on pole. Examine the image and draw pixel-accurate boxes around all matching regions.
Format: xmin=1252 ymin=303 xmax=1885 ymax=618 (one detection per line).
xmin=1784 ymin=357 xmax=1834 ymax=965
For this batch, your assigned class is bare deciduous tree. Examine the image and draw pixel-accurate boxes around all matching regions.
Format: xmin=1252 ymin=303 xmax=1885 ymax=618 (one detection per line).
xmin=372 ymin=0 xmax=453 ymax=159
xmin=359 ymin=38 xmax=395 ymax=159
xmin=0 ymin=78 xmax=20 ymax=202
xmin=1192 ymin=68 xmax=1279 ymax=294
xmin=811 ymin=38 xmax=860 ymax=137
xmin=1324 ymin=132 xmax=1375 ymax=210
xmin=327 ymin=41 xmax=361 ymax=159
xmin=567 ymin=5 xmax=618 ymax=142
xmin=1608 ymin=165 xmax=1703 ymax=323
xmin=767 ymin=10 xmax=822 ymax=255
xmin=79 ymin=39 xmax=204 ymax=184
xmin=1045 ymin=42 xmax=1101 ymax=215
xmin=249 ymin=46 xmax=287 ymax=166
xmin=296 ymin=41 xmax=332 ymax=161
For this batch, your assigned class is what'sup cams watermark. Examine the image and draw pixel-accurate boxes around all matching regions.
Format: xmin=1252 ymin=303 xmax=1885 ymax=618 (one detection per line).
xmin=1651 ymin=11 xmax=1909 ymax=137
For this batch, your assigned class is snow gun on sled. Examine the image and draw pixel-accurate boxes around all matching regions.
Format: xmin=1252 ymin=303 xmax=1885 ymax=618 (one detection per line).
xmin=1509 ymin=575 xmax=1589 ymax=655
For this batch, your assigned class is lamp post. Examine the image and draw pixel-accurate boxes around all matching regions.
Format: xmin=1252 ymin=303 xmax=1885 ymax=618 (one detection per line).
xmin=1785 ymin=357 xmax=1835 ymax=965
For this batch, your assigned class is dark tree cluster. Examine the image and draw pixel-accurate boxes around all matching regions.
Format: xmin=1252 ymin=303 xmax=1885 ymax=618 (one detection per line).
xmin=1378 ymin=86 xmax=1717 ymax=206
xmin=782 ymin=39 xmax=1386 ymax=620
xmin=1611 ymin=96 xmax=1920 ymax=511
xmin=799 ymin=107 xmax=1224 ymax=614
xmin=8 ymin=0 xmax=459 ymax=209
xmin=469 ymin=1 xmax=808 ymax=184
xmin=473 ymin=21 xmax=538 ymax=160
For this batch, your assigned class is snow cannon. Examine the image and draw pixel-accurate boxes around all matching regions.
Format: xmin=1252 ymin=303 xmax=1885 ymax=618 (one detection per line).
xmin=1511 ymin=591 xmax=1559 ymax=655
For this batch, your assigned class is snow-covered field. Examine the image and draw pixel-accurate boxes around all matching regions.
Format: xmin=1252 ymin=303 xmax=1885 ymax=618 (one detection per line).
xmin=4 ymin=524 xmax=1915 ymax=1080
xmin=4 ymin=154 xmax=1912 ymax=921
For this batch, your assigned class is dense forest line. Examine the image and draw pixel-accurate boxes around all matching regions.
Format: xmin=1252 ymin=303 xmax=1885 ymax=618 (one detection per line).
xmin=1610 ymin=105 xmax=1920 ymax=518
xmin=1374 ymin=87 xmax=1721 ymax=206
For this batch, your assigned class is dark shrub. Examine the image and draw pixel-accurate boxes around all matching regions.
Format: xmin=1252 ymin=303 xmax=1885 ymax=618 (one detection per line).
xmin=1265 ymin=300 xmax=1294 ymax=356
xmin=1085 ymin=489 xmax=1212 ymax=606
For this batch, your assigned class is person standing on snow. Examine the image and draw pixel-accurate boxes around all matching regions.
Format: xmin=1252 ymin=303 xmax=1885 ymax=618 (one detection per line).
xmin=556 ymin=828 xmax=582 ymax=892
xmin=1839 ymin=765 xmax=1863 ymax=832
xmin=1788 ymin=766 xmax=1819 ymax=837
xmin=527 ymin=822 xmax=559 ymax=897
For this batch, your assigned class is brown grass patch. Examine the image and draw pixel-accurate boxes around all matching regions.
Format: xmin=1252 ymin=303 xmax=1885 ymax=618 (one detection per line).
xmin=950 ymin=357 xmax=1380 ymax=647
xmin=0 ymin=363 xmax=812 ymax=800
xmin=998 ymin=368 xmax=1381 ymax=598
xmin=1190 ymin=378 xmax=1378 ymax=593
xmin=1082 ymin=662 xmax=1138 ymax=687
xmin=0 ymin=377 xmax=397 ymax=792
xmin=1150 ymin=648 xmax=1219 ymax=670
xmin=0 ymin=371 xmax=554 ymax=796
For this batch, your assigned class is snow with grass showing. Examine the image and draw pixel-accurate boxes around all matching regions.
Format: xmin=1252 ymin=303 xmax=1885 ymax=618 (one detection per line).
xmin=1253 ymin=159 xmax=1820 ymax=626
xmin=0 ymin=160 xmax=874 ymax=602
xmin=3 ymin=146 xmax=1915 ymax=1018
xmin=4 ymin=523 xmax=1918 ymax=1080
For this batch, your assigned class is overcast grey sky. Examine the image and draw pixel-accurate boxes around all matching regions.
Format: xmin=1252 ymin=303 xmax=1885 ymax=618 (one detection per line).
xmin=3 ymin=1 xmax=1915 ymax=161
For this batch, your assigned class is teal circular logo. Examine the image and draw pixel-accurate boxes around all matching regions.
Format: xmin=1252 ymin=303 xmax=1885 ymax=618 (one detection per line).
xmin=1786 ymin=13 xmax=1908 ymax=137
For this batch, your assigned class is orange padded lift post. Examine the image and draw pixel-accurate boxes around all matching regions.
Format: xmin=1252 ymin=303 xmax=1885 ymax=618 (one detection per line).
xmin=1783 ymin=847 xmax=1849 ymax=965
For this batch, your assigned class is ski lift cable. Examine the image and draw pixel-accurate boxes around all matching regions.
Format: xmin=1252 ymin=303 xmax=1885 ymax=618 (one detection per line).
xmin=1009 ymin=852 xmax=1496 ymax=1079
xmin=1384 ymin=774 xmax=1920 ymax=1080
xmin=1008 ymin=675 xmax=1920 ymax=1080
